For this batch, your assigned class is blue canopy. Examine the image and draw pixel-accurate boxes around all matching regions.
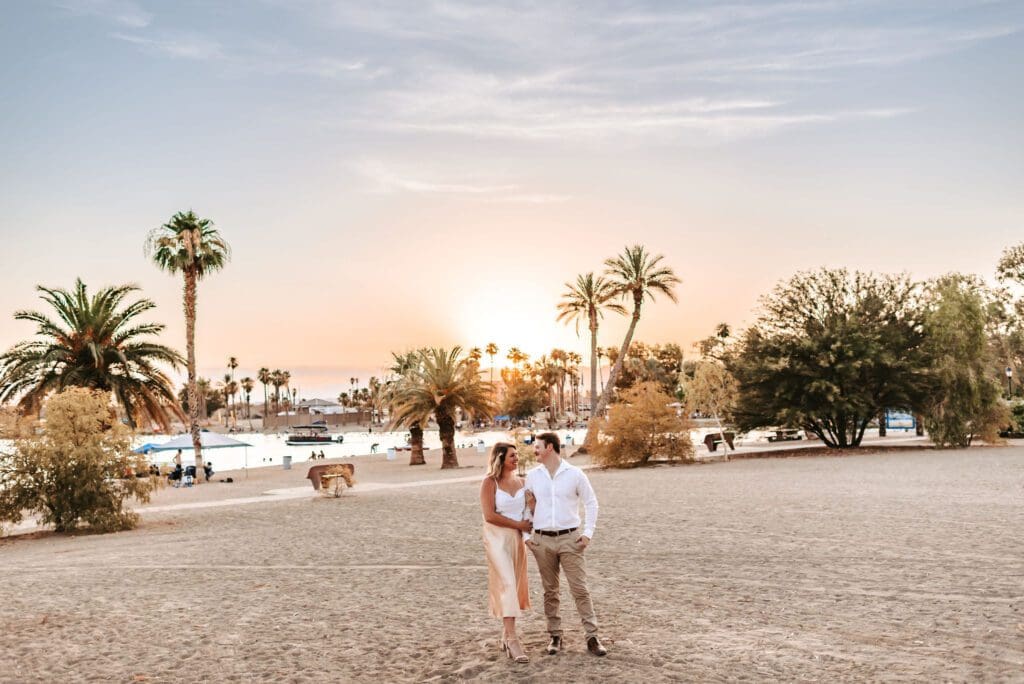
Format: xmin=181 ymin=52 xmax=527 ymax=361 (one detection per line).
xmin=141 ymin=433 xmax=251 ymax=452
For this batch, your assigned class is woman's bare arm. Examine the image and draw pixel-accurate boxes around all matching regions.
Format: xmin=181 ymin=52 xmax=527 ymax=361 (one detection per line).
xmin=480 ymin=478 xmax=532 ymax=531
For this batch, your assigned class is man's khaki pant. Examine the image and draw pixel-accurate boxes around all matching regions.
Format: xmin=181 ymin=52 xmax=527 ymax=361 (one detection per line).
xmin=528 ymin=532 xmax=598 ymax=638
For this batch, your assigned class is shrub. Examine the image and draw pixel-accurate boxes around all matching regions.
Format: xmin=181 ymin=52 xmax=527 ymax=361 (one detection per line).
xmin=0 ymin=388 xmax=156 ymax=534
xmin=921 ymin=274 xmax=1009 ymax=447
xmin=591 ymin=382 xmax=694 ymax=467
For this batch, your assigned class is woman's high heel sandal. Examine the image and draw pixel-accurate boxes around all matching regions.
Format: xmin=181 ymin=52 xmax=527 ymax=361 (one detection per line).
xmin=502 ymin=638 xmax=530 ymax=664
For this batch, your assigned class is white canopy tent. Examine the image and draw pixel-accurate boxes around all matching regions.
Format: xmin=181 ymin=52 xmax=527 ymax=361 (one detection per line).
xmin=144 ymin=432 xmax=253 ymax=477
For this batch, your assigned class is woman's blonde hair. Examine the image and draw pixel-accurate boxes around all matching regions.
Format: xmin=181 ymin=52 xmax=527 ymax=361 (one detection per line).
xmin=486 ymin=442 xmax=516 ymax=481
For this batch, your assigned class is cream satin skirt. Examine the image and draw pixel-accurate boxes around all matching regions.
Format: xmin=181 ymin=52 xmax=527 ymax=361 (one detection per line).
xmin=482 ymin=522 xmax=531 ymax=618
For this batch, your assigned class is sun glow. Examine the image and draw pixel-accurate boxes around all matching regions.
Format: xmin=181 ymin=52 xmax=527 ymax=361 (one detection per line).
xmin=454 ymin=286 xmax=588 ymax=367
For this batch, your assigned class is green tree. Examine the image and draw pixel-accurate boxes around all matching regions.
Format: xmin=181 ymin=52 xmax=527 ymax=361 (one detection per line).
xmin=591 ymin=382 xmax=694 ymax=467
xmin=146 ymin=210 xmax=230 ymax=478
xmin=921 ymin=274 xmax=1008 ymax=447
xmin=726 ymin=269 xmax=928 ymax=448
xmin=556 ymin=272 xmax=626 ymax=417
xmin=388 ymin=347 xmax=495 ymax=469
xmin=0 ymin=279 xmax=184 ymax=430
xmin=585 ymin=245 xmax=680 ymax=449
xmin=0 ymin=388 xmax=156 ymax=533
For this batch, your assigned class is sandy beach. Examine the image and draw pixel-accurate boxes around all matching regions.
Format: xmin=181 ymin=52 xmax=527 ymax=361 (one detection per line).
xmin=2 ymin=445 xmax=1022 ymax=682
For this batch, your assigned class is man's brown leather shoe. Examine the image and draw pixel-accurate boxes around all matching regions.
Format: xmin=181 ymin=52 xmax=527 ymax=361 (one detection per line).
xmin=587 ymin=636 xmax=607 ymax=656
xmin=545 ymin=635 xmax=562 ymax=655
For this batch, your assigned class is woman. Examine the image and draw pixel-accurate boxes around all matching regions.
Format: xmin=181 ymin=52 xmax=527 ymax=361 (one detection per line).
xmin=480 ymin=442 xmax=533 ymax=663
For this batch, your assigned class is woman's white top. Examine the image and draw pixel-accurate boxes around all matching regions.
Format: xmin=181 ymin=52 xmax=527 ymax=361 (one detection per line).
xmin=495 ymin=487 xmax=527 ymax=521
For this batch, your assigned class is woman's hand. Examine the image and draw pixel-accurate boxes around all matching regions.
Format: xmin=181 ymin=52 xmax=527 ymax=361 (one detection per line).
xmin=517 ymin=519 xmax=533 ymax=532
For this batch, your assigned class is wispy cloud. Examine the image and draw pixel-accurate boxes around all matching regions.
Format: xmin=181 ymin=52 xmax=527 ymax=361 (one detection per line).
xmin=112 ymin=32 xmax=222 ymax=60
xmin=353 ymin=160 xmax=571 ymax=203
xmin=55 ymin=0 xmax=151 ymax=28
xmin=67 ymin=1 xmax=1022 ymax=144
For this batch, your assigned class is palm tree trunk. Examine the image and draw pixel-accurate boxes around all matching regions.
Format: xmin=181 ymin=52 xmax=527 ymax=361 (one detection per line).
xmin=409 ymin=422 xmax=426 ymax=465
xmin=437 ymin=412 xmax=459 ymax=469
xmin=584 ymin=302 xmax=642 ymax=450
xmin=184 ymin=269 xmax=203 ymax=482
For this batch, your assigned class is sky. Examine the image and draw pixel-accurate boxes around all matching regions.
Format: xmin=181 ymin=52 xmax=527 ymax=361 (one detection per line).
xmin=1 ymin=0 xmax=1022 ymax=400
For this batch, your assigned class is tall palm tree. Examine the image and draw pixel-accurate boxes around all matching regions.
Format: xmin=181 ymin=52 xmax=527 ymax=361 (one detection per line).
xmin=556 ymin=272 xmax=626 ymax=417
xmin=507 ymin=347 xmax=528 ymax=369
xmin=146 ymin=210 xmax=230 ymax=475
xmin=257 ymin=367 xmax=271 ymax=423
xmin=388 ymin=350 xmax=427 ymax=465
xmin=221 ymin=373 xmax=233 ymax=427
xmin=485 ymin=342 xmax=498 ymax=386
xmin=468 ymin=347 xmax=483 ymax=372
xmin=550 ymin=348 xmax=569 ymax=417
xmin=241 ymin=376 xmax=254 ymax=427
xmin=585 ymin=245 xmax=680 ymax=448
xmin=270 ymin=369 xmax=284 ymax=411
xmin=389 ymin=347 xmax=495 ymax=469
xmin=0 ymin=279 xmax=185 ymax=430
xmin=227 ymin=356 xmax=239 ymax=425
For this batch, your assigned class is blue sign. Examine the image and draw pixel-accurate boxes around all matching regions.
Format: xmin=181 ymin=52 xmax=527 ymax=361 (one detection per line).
xmin=885 ymin=410 xmax=915 ymax=431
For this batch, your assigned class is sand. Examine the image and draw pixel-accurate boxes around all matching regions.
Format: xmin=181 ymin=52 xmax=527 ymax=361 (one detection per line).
xmin=1 ymin=445 xmax=1022 ymax=682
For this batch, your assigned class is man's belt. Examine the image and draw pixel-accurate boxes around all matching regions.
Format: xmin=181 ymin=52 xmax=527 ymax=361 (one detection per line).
xmin=535 ymin=527 xmax=578 ymax=537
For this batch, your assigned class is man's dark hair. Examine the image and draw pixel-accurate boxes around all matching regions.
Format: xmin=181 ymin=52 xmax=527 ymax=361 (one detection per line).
xmin=537 ymin=432 xmax=560 ymax=454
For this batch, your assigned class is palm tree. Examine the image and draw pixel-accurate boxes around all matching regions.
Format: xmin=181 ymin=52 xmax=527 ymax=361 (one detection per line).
xmin=468 ymin=347 xmax=483 ymax=372
xmin=0 ymin=279 xmax=185 ymax=430
xmin=227 ymin=356 xmax=239 ymax=425
xmin=389 ymin=347 xmax=495 ymax=469
xmin=507 ymin=347 xmax=528 ymax=369
xmin=257 ymin=367 xmax=271 ymax=423
xmin=241 ymin=376 xmax=254 ymax=427
xmin=556 ymin=272 xmax=626 ymax=417
xmin=281 ymin=370 xmax=292 ymax=426
xmin=221 ymin=373 xmax=233 ymax=427
xmin=146 ymin=210 xmax=230 ymax=475
xmin=550 ymin=348 xmax=569 ymax=417
xmin=585 ymin=245 xmax=680 ymax=448
xmin=388 ymin=351 xmax=427 ymax=465
xmin=485 ymin=342 xmax=498 ymax=386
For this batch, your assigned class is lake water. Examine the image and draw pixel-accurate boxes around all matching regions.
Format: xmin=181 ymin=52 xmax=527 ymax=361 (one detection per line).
xmin=133 ymin=428 xmax=591 ymax=472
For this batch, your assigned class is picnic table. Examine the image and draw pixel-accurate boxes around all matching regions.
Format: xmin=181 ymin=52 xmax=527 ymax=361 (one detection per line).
xmin=703 ymin=432 xmax=735 ymax=452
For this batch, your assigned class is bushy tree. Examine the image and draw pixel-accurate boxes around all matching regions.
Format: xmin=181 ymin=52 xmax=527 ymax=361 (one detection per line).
xmin=592 ymin=382 xmax=694 ymax=467
xmin=606 ymin=341 xmax=683 ymax=396
xmin=727 ymin=269 xmax=928 ymax=448
xmin=684 ymin=359 xmax=738 ymax=445
xmin=0 ymin=388 xmax=156 ymax=534
xmin=921 ymin=275 xmax=1008 ymax=447
xmin=500 ymin=369 xmax=547 ymax=420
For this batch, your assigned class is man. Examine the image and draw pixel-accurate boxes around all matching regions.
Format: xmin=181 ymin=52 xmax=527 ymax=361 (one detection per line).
xmin=525 ymin=432 xmax=607 ymax=656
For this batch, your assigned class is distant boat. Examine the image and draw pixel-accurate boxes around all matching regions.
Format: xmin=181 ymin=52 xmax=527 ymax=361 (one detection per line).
xmin=285 ymin=425 xmax=342 ymax=445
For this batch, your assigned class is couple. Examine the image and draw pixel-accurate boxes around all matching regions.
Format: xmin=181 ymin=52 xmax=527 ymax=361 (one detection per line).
xmin=479 ymin=432 xmax=607 ymax=664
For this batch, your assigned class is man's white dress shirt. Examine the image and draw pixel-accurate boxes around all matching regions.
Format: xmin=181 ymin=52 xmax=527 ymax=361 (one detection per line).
xmin=524 ymin=460 xmax=598 ymax=539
